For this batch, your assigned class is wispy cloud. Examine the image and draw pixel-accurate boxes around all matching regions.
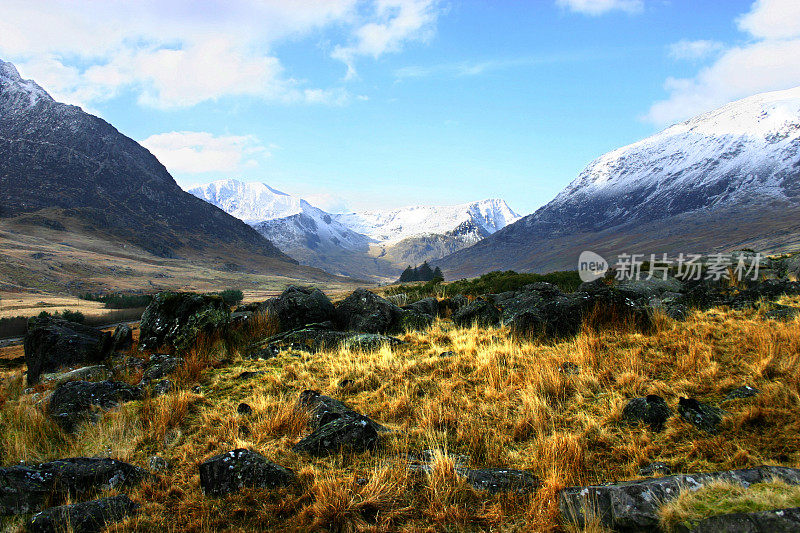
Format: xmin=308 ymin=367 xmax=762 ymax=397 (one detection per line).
xmin=668 ymin=39 xmax=725 ymax=61
xmin=395 ymin=53 xmax=594 ymax=80
xmin=646 ymin=0 xmax=800 ymax=125
xmin=140 ymin=131 xmax=268 ymax=174
xmin=555 ymin=0 xmax=644 ymax=16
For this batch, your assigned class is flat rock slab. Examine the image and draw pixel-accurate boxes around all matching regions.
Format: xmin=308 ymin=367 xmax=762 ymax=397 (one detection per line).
xmin=27 ymin=494 xmax=139 ymax=533
xmin=559 ymin=466 xmax=800 ymax=532
xmin=0 ymin=458 xmax=147 ymax=516
xmin=678 ymin=507 xmax=800 ymax=533
xmin=199 ymin=449 xmax=296 ymax=497
xmin=248 ymin=324 xmax=403 ymax=358
xmin=296 ymin=390 xmax=390 ymax=433
xmin=461 ymin=468 xmax=540 ymax=494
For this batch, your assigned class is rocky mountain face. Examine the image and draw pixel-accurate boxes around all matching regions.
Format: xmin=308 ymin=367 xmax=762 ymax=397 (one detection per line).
xmin=439 ymin=86 xmax=800 ymax=277
xmin=189 ymin=178 xmax=520 ymax=280
xmin=0 ymin=59 xmax=297 ymax=269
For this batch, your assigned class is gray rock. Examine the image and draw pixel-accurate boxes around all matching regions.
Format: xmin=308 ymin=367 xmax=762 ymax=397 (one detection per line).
xmin=266 ymin=286 xmax=336 ymax=332
xmin=452 ymin=298 xmax=501 ymax=328
xmin=765 ymin=304 xmax=800 ymax=321
xmin=148 ymin=455 xmax=168 ymax=473
xmin=292 ymin=415 xmax=379 ymax=457
xmin=199 ymin=449 xmax=295 ymax=497
xmin=638 ymin=462 xmax=671 ymax=477
xmin=622 ymin=395 xmax=672 ymax=432
xmin=724 ymin=385 xmax=760 ymax=401
xmin=0 ymin=458 xmax=147 ymax=515
xmin=237 ymin=402 xmax=253 ymax=415
xmin=139 ymin=291 xmax=230 ymax=351
xmin=334 ymin=288 xmax=403 ymax=333
xmin=111 ymin=324 xmax=133 ymax=351
xmin=27 ymin=494 xmax=139 ymax=533
xmin=679 ymin=506 xmax=800 ymax=533
xmin=296 ymin=390 xmax=389 ymax=433
xmin=152 ymin=379 xmax=173 ymax=396
xmin=42 ymin=365 xmax=109 ymax=386
xmin=559 ymin=466 xmax=800 ymax=532
xmin=460 ymin=468 xmax=539 ymax=494
xmin=247 ymin=324 xmax=402 ymax=358
xmin=47 ymin=380 xmax=142 ymax=432
xmin=141 ymin=354 xmax=183 ymax=383
xmin=678 ymin=397 xmax=726 ymax=433
xmin=24 ymin=317 xmax=112 ymax=385
xmin=402 ymin=297 xmax=440 ymax=317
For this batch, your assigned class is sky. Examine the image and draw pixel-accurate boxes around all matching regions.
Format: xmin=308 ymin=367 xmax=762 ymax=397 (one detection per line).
xmin=2 ymin=0 xmax=800 ymax=215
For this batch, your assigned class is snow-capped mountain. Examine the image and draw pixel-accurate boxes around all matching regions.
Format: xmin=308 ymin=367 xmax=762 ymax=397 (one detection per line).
xmin=439 ymin=86 xmax=800 ymax=276
xmin=188 ymin=178 xmax=521 ymax=279
xmin=334 ymin=199 xmax=520 ymax=245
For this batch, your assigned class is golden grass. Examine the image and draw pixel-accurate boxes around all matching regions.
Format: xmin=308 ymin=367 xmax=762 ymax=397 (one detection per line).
xmin=0 ymin=305 xmax=799 ymax=531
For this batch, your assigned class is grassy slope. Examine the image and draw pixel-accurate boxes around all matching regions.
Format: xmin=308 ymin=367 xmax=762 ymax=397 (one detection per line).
xmin=1 ymin=300 xmax=799 ymax=531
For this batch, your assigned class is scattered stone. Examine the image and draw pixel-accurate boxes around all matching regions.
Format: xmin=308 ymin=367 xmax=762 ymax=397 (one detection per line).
xmin=192 ymin=385 xmax=202 ymax=394
xmin=152 ymin=379 xmax=173 ymax=396
xmin=680 ymin=506 xmax=800 ymax=533
xmin=25 ymin=317 xmax=112 ymax=385
xmin=622 ymin=395 xmax=673 ymax=432
xmin=292 ymin=415 xmax=379 ymax=457
xmin=139 ymin=291 xmax=230 ymax=351
xmin=0 ymin=457 xmax=147 ymax=515
xmin=27 ymin=494 xmax=139 ymax=533
xmin=296 ymin=390 xmax=389 ymax=433
xmin=460 ymin=468 xmax=540 ymax=494
xmin=334 ymin=288 xmax=403 ymax=334
xmin=237 ymin=402 xmax=253 ymax=416
xmin=338 ymin=378 xmax=355 ymax=389
xmin=111 ymin=324 xmax=133 ymax=351
xmin=559 ymin=466 xmax=800 ymax=532
xmin=725 ymin=386 xmax=761 ymax=401
xmin=678 ymin=397 xmax=726 ymax=433
xmin=148 ymin=456 xmax=168 ymax=473
xmin=42 ymin=365 xmax=109 ymax=386
xmin=141 ymin=354 xmax=183 ymax=384
xmin=439 ymin=351 xmax=456 ymax=357
xmin=199 ymin=449 xmax=296 ymax=497
xmin=47 ymin=380 xmax=142 ymax=432
xmin=560 ymin=362 xmax=580 ymax=375
xmin=452 ymin=298 xmax=501 ymax=328
xmin=638 ymin=461 xmax=671 ymax=477
xmin=265 ymin=286 xmax=336 ymax=332
xmin=237 ymin=370 xmax=266 ymax=380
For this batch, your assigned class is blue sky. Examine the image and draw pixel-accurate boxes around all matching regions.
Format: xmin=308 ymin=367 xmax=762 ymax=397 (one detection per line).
xmin=3 ymin=0 xmax=799 ymax=214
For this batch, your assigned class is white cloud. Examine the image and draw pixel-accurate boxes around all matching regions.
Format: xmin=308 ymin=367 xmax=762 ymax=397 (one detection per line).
xmin=646 ymin=0 xmax=800 ymax=125
xmin=332 ymin=0 xmax=440 ymax=79
xmin=668 ymin=39 xmax=724 ymax=61
xmin=0 ymin=0 xmax=440 ymax=109
xmin=556 ymin=0 xmax=643 ymax=16
xmin=140 ymin=131 xmax=267 ymax=174
xmin=304 ymin=193 xmax=352 ymax=213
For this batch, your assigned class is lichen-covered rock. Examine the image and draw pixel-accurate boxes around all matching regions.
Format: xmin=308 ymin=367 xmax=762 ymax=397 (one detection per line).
xmin=621 ymin=395 xmax=672 ymax=432
xmin=296 ymin=390 xmax=389 ymax=433
xmin=724 ymin=385 xmax=760 ymax=401
xmin=42 ymin=365 xmax=109 ymax=386
xmin=265 ymin=286 xmax=336 ymax=332
xmin=402 ymin=297 xmax=440 ymax=317
xmin=559 ymin=466 xmax=800 ymax=532
xmin=24 ymin=317 xmax=112 ymax=385
xmin=460 ymin=468 xmax=539 ymax=494
xmin=341 ymin=333 xmax=404 ymax=351
xmin=139 ymin=291 xmax=230 ymax=351
xmin=199 ymin=449 xmax=296 ymax=497
xmin=678 ymin=506 xmax=800 ymax=533
xmin=27 ymin=494 xmax=139 ymax=533
xmin=111 ymin=324 xmax=133 ymax=351
xmin=47 ymin=380 xmax=142 ymax=432
xmin=292 ymin=415 xmax=379 ymax=456
xmin=678 ymin=397 xmax=726 ymax=433
xmin=247 ymin=324 xmax=402 ymax=358
xmin=140 ymin=354 xmax=183 ymax=383
xmin=0 ymin=458 xmax=147 ymax=516
xmin=452 ymin=298 xmax=501 ymax=327
xmin=334 ymin=288 xmax=403 ymax=333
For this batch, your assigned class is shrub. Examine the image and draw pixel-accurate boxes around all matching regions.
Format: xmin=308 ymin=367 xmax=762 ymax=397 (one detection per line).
xmin=79 ymin=292 xmax=152 ymax=309
xmin=215 ymin=289 xmax=244 ymax=306
xmin=60 ymin=309 xmax=85 ymax=324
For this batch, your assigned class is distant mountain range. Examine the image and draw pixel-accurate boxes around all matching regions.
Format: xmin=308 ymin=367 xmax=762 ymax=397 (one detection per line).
xmin=0 ymin=59 xmax=341 ymax=288
xmin=189 ymin=179 xmax=520 ymax=280
xmin=437 ymin=86 xmax=800 ymax=277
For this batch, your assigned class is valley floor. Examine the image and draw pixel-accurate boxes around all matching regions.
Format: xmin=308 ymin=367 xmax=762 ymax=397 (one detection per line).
xmin=1 ymin=299 xmax=799 ymax=531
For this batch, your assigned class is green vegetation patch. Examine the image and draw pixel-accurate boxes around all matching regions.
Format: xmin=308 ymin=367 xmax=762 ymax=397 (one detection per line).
xmin=659 ymin=480 xmax=800 ymax=532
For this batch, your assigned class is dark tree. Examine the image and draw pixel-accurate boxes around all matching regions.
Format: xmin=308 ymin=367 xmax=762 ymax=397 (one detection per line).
xmin=399 ymin=266 xmax=415 ymax=282
xmin=417 ymin=261 xmax=434 ymax=281
xmin=433 ymin=266 xmax=444 ymax=281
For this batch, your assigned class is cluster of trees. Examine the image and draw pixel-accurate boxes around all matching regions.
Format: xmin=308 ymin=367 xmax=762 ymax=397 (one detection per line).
xmin=80 ymin=292 xmax=153 ymax=309
xmin=398 ymin=261 xmax=444 ymax=283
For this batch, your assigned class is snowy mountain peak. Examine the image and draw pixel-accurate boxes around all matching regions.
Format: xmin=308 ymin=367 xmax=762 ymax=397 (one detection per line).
xmin=0 ymin=59 xmax=52 ymax=107
xmin=188 ymin=179 xmax=304 ymax=223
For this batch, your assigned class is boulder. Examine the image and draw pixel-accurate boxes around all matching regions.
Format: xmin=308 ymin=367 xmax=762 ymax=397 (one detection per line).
xmin=678 ymin=397 xmax=726 ymax=433
xmin=296 ymin=390 xmax=389 ymax=433
xmin=199 ymin=449 xmax=296 ymax=497
xmin=247 ymin=324 xmax=403 ymax=358
xmin=460 ymin=468 xmax=539 ymax=494
xmin=439 ymin=295 xmax=469 ymax=315
xmin=140 ymin=354 xmax=183 ymax=383
xmin=724 ymin=385 xmax=760 ymax=401
xmin=24 ymin=317 xmax=112 ymax=385
xmin=559 ymin=466 xmax=800 ymax=532
xmin=292 ymin=415 xmax=379 ymax=456
xmin=617 ymin=277 xmax=683 ymax=303
xmin=398 ymin=309 xmax=435 ymax=331
xmin=139 ymin=291 xmax=230 ymax=351
xmin=508 ymin=295 xmax=587 ymax=339
xmin=334 ymin=288 xmax=403 ymax=333
xmin=47 ymin=380 xmax=142 ymax=432
xmin=0 ymin=458 xmax=147 ymax=515
xmin=402 ymin=297 xmax=440 ymax=317
xmin=42 ymin=365 xmax=109 ymax=386
xmin=111 ymin=324 xmax=133 ymax=351
xmin=152 ymin=379 xmax=173 ymax=396
xmin=678 ymin=507 xmax=800 ymax=533
xmin=341 ymin=333 xmax=404 ymax=351
xmin=265 ymin=286 xmax=336 ymax=332
xmin=452 ymin=298 xmax=501 ymax=328
xmin=27 ymin=494 xmax=139 ymax=533
xmin=621 ymin=395 xmax=672 ymax=432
